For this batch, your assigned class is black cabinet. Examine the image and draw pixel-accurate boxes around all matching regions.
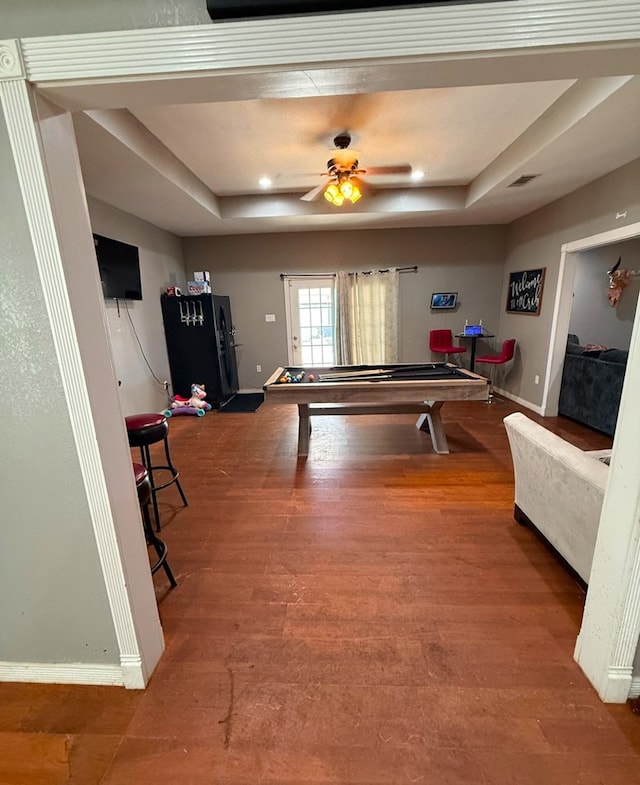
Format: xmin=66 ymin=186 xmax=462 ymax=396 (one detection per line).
xmin=160 ymin=294 xmax=239 ymax=408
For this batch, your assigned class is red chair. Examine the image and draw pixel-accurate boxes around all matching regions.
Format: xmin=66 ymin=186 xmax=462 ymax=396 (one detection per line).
xmin=475 ymin=339 xmax=516 ymax=402
xmin=429 ymin=329 xmax=466 ymax=364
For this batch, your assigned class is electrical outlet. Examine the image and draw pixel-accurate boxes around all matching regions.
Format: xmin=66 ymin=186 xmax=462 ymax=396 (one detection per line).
xmin=265 ymin=314 xmax=276 ymax=322
xmin=534 ymin=375 xmax=540 ymax=385
xmin=256 ymin=364 xmax=262 ymax=373
xmin=163 ymin=380 xmax=169 ymax=390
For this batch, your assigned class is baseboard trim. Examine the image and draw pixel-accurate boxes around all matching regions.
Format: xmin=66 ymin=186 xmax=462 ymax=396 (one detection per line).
xmin=629 ymin=676 xmax=640 ymax=698
xmin=493 ymin=387 xmax=543 ymax=415
xmin=0 ymin=662 xmax=126 ymax=687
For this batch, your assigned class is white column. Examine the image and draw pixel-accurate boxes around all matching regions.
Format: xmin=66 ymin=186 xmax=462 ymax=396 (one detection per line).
xmin=0 ymin=38 xmax=164 ymax=688
xmin=574 ymin=295 xmax=640 ymax=701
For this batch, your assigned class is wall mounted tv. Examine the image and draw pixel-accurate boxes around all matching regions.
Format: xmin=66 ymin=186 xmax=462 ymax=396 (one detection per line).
xmin=93 ymin=233 xmax=143 ymax=300
xmin=206 ymin=1 xmax=497 ymax=21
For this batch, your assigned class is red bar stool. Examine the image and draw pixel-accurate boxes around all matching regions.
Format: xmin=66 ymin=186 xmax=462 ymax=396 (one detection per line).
xmin=429 ymin=329 xmax=466 ymax=364
xmin=475 ymin=338 xmax=516 ymax=402
xmin=125 ymin=412 xmax=188 ymax=530
xmin=133 ymin=462 xmax=177 ymax=588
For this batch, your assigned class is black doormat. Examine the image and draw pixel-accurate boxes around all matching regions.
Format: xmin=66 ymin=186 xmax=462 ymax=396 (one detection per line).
xmin=219 ymin=393 xmax=264 ymax=413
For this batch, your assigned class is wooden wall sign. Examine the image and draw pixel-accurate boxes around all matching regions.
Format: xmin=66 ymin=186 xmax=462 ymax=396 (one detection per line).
xmin=506 ymin=268 xmax=546 ymax=315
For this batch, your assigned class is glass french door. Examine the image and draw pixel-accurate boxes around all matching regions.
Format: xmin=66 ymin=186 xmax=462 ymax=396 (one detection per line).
xmin=284 ymin=276 xmax=335 ymax=366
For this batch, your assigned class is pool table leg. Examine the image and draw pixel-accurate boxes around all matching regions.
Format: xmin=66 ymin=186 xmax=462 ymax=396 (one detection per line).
xmin=298 ymin=403 xmax=311 ymax=456
xmin=415 ymin=401 xmax=449 ymax=454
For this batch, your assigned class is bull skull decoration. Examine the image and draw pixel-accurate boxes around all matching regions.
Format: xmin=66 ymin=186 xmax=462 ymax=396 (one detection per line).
xmin=607 ymin=257 xmax=640 ymax=307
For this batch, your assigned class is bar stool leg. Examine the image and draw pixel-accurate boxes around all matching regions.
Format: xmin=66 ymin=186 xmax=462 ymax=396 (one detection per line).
xmin=487 ymin=367 xmax=495 ymax=403
xmin=139 ymin=438 xmax=188 ymax=532
xmin=163 ymin=436 xmax=188 ymax=507
xmin=141 ymin=499 xmax=177 ymax=588
xmin=140 ymin=444 xmax=163 ymax=531
xmin=445 ymin=353 xmax=460 ymax=367
xmin=485 ymin=365 xmax=502 ymax=404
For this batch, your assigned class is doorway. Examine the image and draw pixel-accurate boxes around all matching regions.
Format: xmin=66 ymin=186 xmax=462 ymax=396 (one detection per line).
xmin=542 ymin=221 xmax=640 ymax=418
xmin=283 ymin=276 xmax=336 ymax=366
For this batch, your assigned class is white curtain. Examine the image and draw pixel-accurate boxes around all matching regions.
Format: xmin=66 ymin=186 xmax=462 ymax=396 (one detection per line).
xmin=334 ymin=268 xmax=399 ymax=364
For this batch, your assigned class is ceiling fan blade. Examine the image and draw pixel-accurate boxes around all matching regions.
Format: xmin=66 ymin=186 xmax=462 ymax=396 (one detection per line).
xmin=300 ymin=182 xmax=327 ymax=202
xmin=364 ymin=164 xmax=412 ymax=176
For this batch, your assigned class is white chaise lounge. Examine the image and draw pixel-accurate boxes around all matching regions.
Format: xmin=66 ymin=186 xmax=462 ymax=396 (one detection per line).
xmin=503 ymin=412 xmax=611 ymax=585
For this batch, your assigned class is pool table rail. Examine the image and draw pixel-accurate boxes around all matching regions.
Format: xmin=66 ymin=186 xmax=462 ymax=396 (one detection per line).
xmin=263 ymin=363 xmax=490 ymax=457
xmin=263 ymin=364 xmax=489 ymax=405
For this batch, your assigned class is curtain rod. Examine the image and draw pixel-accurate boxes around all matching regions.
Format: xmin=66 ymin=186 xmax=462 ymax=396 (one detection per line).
xmin=280 ymin=266 xmax=417 ymax=280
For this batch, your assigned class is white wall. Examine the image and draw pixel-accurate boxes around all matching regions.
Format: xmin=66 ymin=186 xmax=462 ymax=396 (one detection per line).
xmin=569 ymin=239 xmax=640 ymax=349
xmin=87 ymin=198 xmax=188 ymax=414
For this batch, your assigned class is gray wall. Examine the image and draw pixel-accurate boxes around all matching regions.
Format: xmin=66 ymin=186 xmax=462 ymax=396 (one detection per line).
xmin=0 ymin=0 xmax=210 ymax=37
xmin=88 ymin=198 xmax=188 ymax=414
xmin=569 ymin=239 xmax=640 ymax=350
xmin=0 ymin=114 xmax=118 ymax=664
xmin=500 ymin=159 xmax=640 ymax=406
xmin=182 ymin=225 xmax=506 ymax=389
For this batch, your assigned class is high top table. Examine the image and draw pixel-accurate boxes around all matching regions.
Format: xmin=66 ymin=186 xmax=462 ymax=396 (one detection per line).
xmin=455 ymin=331 xmax=495 ymax=372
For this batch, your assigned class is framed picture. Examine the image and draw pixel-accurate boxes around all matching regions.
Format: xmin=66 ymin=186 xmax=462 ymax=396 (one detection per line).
xmin=506 ymin=268 xmax=546 ymax=315
xmin=430 ymin=292 xmax=458 ymax=310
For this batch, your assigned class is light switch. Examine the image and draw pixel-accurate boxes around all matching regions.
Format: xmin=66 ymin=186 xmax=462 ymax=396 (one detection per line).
xmin=265 ymin=314 xmax=276 ymax=322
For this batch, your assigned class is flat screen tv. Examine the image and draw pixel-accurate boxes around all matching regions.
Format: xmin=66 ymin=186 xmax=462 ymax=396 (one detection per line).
xmin=206 ymin=0 xmax=496 ymax=21
xmin=93 ymin=233 xmax=142 ymax=300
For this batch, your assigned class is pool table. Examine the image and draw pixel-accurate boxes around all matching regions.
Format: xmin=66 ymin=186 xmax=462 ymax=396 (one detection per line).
xmin=263 ymin=363 xmax=489 ymax=456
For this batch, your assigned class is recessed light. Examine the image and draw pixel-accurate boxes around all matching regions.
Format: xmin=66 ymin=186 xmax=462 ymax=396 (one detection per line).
xmin=259 ymin=176 xmax=273 ymax=189
xmin=411 ymin=170 xmax=425 ymax=182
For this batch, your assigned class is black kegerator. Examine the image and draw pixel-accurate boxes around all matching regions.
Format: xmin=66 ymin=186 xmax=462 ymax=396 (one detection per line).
xmin=160 ymin=294 xmax=239 ymax=408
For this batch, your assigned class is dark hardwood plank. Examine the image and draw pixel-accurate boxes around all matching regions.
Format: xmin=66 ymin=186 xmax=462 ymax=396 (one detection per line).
xmin=2 ymin=399 xmax=635 ymax=785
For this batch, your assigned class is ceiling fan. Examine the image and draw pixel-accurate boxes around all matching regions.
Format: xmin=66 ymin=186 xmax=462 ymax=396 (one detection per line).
xmin=300 ymin=133 xmax=412 ymax=204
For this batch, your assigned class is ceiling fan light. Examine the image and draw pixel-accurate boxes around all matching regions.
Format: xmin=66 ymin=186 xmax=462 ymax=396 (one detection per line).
xmin=340 ymin=179 xmax=354 ymax=199
xmin=349 ymin=186 xmax=362 ymax=203
xmin=324 ymin=183 xmax=347 ymax=206
xmin=323 ymin=177 xmax=361 ymax=206
xmin=324 ymin=183 xmax=339 ymax=203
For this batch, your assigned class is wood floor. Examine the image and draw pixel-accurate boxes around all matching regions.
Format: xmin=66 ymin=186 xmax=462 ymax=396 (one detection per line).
xmin=2 ymin=398 xmax=638 ymax=784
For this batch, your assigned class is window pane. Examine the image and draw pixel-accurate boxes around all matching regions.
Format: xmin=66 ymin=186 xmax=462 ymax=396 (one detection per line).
xmin=309 ymin=307 xmax=322 ymax=327
xmin=294 ymin=283 xmax=336 ymax=367
xmin=300 ymin=326 xmax=312 ymax=346
xmin=301 ymin=288 xmax=312 ymax=305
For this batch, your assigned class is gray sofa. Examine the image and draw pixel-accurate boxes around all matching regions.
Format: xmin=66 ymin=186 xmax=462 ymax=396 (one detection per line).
xmin=558 ymin=334 xmax=628 ymax=436
xmin=504 ymin=412 xmax=610 ymax=584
